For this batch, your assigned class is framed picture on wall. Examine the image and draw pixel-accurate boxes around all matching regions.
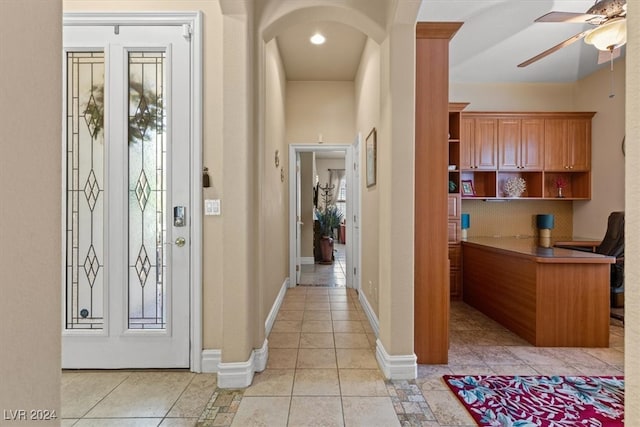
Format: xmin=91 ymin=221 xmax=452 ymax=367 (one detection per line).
xmin=366 ymin=127 xmax=377 ymax=187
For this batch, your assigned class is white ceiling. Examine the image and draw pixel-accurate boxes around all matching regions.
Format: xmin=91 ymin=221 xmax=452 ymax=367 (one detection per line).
xmin=275 ymin=0 xmax=626 ymax=84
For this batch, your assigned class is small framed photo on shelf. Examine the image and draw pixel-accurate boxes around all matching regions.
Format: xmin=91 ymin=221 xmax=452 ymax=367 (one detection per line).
xmin=461 ymin=180 xmax=475 ymax=196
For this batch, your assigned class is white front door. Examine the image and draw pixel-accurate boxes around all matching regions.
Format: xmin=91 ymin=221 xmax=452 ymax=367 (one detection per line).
xmin=62 ymin=22 xmax=192 ymax=368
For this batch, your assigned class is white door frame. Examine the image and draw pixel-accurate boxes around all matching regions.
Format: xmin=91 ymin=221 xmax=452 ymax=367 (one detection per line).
xmin=288 ymin=143 xmax=360 ymax=290
xmin=61 ymin=11 xmax=203 ymax=372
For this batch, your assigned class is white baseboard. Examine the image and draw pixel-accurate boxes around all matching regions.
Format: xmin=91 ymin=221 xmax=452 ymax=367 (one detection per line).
xmin=217 ymin=338 xmax=269 ymax=388
xmin=201 ymin=349 xmax=222 ymax=373
xmin=358 ymin=290 xmax=380 ymax=337
xmin=299 ymin=257 xmax=315 ymax=265
xmin=265 ymin=278 xmax=288 ymax=336
xmin=375 ymin=339 xmax=417 ymax=380
xmin=254 ymin=339 xmax=268 ymax=372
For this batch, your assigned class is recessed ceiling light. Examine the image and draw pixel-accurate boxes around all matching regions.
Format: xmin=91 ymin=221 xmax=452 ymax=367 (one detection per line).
xmin=310 ymin=33 xmax=326 ymax=45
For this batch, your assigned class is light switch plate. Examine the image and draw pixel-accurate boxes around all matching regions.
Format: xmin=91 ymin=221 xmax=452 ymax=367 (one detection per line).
xmin=204 ymin=199 xmax=221 ymax=216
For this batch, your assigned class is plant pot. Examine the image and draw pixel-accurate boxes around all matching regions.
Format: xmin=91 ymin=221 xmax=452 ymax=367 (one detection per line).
xmin=319 ymin=236 xmax=334 ymax=264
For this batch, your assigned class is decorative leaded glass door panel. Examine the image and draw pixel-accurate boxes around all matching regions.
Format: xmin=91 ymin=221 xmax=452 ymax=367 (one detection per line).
xmin=62 ymin=23 xmax=191 ymax=368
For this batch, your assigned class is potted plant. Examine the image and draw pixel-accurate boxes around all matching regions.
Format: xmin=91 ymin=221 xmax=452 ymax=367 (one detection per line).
xmin=316 ymin=205 xmax=343 ymax=264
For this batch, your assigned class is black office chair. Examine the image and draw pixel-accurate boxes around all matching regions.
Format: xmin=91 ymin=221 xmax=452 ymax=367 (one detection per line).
xmin=555 ymin=211 xmax=624 ymax=310
xmin=598 ymin=212 xmax=625 ymax=309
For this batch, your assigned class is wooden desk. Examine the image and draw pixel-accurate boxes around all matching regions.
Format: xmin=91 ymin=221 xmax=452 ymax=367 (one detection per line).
xmin=462 ymin=237 xmax=614 ymax=347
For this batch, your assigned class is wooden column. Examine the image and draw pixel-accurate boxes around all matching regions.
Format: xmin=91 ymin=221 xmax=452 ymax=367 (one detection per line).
xmin=415 ymin=22 xmax=462 ymax=364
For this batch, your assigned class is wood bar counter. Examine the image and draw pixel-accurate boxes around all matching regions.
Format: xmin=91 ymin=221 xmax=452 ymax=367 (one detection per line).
xmin=462 ymin=237 xmax=614 ymax=347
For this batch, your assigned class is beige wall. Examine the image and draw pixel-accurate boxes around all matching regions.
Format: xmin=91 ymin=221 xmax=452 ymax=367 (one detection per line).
xmin=574 ymin=60 xmax=626 ymax=238
xmin=355 ymin=38 xmax=381 ymax=315
xmin=0 ymin=1 xmax=62 ymax=424
xmin=626 ymin=0 xmax=639 ymax=419
xmin=463 ymin=200 xmax=573 ymax=240
xmin=286 ymin=81 xmax=356 ymax=143
xmin=262 ymin=38 xmax=289 ymax=318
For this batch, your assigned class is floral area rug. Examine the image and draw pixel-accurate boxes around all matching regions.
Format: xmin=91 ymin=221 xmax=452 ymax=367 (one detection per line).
xmin=443 ymin=375 xmax=624 ymax=426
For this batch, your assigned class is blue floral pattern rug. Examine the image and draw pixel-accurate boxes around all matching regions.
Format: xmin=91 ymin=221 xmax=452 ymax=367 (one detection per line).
xmin=443 ymin=375 xmax=624 ymax=426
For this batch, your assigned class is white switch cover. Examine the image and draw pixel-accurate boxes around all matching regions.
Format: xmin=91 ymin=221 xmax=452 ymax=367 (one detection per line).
xmin=204 ymin=199 xmax=221 ymax=216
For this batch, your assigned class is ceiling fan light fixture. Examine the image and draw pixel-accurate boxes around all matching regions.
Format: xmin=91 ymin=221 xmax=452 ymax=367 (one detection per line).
xmin=584 ymin=19 xmax=627 ymax=51
xmin=310 ymin=33 xmax=326 ymax=45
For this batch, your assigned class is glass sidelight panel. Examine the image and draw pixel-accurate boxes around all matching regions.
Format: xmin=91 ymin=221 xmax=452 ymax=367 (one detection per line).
xmin=65 ymin=52 xmax=105 ymax=330
xmin=128 ymin=52 xmax=167 ymax=329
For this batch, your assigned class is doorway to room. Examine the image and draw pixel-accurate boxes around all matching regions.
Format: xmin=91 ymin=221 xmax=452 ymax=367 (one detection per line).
xmin=288 ymin=142 xmax=361 ymax=292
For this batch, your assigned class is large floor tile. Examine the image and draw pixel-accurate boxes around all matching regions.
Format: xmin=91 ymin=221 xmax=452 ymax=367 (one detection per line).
xmin=342 ymin=396 xmax=400 ymax=427
xmin=334 ymin=333 xmax=370 ymax=349
xmin=336 ymin=349 xmax=378 ymax=369
xmin=297 ymin=348 xmax=337 ymax=369
xmin=288 ymin=396 xmax=344 ymax=427
xmin=266 ymin=348 xmax=298 ymax=369
xmin=301 ymin=320 xmax=333 ymax=333
xmin=303 ymin=310 xmax=332 ymax=321
xmin=423 ymin=389 xmax=478 ymax=426
xmin=338 ymin=369 xmax=388 ymax=396
xmin=293 ymin=368 xmax=340 ymax=396
xmin=271 ymin=320 xmax=303 ymax=333
xmin=166 ymin=373 xmax=217 ymax=418
xmin=73 ymin=419 xmax=162 ymax=427
xmin=333 ymin=321 xmax=364 ymax=333
xmin=243 ymin=369 xmax=295 ymax=397
xmin=268 ymin=332 xmax=301 ymax=349
xmin=299 ymin=332 xmax=334 ymax=349
xmin=159 ymin=418 xmax=199 ymax=426
xmin=61 ymin=371 xmax=131 ymax=418
xmin=230 ymin=397 xmax=290 ymax=427
xmin=84 ymin=371 xmax=192 ymax=418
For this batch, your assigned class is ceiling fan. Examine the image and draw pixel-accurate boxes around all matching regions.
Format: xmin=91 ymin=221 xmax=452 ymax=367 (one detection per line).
xmin=518 ymin=0 xmax=627 ymax=68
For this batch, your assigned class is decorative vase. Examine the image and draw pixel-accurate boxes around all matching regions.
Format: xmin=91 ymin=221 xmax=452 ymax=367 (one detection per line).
xmin=557 ymin=187 xmax=564 ymax=198
xmin=320 ymin=236 xmax=334 ymax=264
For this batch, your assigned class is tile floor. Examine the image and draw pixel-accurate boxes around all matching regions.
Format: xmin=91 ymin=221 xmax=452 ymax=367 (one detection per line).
xmin=299 ymin=243 xmax=346 ymax=286
xmin=61 ymin=245 xmax=625 ymax=426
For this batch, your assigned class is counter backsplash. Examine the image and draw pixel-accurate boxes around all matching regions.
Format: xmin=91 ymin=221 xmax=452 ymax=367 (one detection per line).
xmin=462 ymin=199 xmax=572 ymax=239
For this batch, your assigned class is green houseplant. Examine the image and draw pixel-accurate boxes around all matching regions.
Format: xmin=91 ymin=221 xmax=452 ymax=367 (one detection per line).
xmin=316 ymin=205 xmax=343 ymax=263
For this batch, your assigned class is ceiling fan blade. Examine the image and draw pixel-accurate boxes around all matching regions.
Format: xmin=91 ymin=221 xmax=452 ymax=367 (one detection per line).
xmin=518 ymin=30 xmax=591 ymax=68
xmin=535 ymin=11 xmax=604 ymax=24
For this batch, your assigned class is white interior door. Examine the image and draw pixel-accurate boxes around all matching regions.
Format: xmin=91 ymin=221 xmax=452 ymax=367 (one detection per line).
xmin=62 ymin=22 xmax=191 ymax=368
xmin=349 ymin=134 xmax=361 ymax=291
xmin=296 ymin=153 xmax=303 ymax=284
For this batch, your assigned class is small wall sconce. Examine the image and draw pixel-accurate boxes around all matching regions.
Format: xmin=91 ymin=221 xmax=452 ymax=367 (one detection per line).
xmin=275 ymin=150 xmax=280 ymax=167
xmin=203 ymin=167 xmax=211 ymax=188
xmin=281 ymin=167 xmax=285 ymax=182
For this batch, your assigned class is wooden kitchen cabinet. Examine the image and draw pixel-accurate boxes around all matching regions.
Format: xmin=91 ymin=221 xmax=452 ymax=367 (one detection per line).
xmin=498 ymin=118 xmax=544 ymax=171
xmin=460 ymin=112 xmax=594 ymax=200
xmin=461 ymin=117 xmax=497 ymax=170
xmin=544 ymin=117 xmax=592 ymax=171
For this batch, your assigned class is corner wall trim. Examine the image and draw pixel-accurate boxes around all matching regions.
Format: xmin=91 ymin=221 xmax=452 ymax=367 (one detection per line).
xmin=217 ymin=338 xmax=269 ymax=388
xmin=201 ymin=349 xmax=222 ymax=373
xmin=375 ymin=339 xmax=417 ymax=380
xmin=266 ymin=278 xmax=289 ymax=336
xmin=358 ymin=291 xmax=380 ymax=337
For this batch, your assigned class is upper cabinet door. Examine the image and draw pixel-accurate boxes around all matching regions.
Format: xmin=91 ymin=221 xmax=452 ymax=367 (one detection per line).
xmin=544 ymin=119 xmax=568 ymax=170
xmin=567 ymin=118 xmax=591 ymax=171
xmin=520 ymin=119 xmax=544 ymax=170
xmin=460 ymin=117 xmax=475 ymax=170
xmin=498 ymin=119 xmax=521 ymax=170
xmin=474 ymin=118 xmax=498 ymax=170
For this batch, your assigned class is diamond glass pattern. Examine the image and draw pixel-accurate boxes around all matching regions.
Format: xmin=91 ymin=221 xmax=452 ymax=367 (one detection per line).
xmin=65 ymin=52 xmax=105 ymax=329
xmin=128 ymin=51 xmax=166 ymax=329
